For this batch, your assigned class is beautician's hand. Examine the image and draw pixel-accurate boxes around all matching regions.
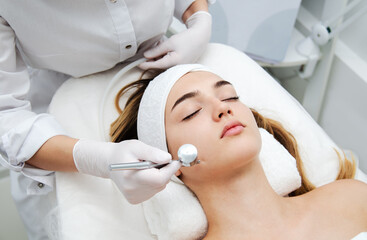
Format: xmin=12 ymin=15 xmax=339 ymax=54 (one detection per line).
xmin=73 ymin=139 xmax=181 ymax=204
xmin=139 ymin=11 xmax=212 ymax=70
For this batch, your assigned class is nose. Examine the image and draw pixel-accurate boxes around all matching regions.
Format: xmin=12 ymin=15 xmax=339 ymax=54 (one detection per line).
xmin=213 ymin=100 xmax=232 ymax=121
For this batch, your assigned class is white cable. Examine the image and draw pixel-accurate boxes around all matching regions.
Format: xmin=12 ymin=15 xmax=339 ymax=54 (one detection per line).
xmin=98 ymin=58 xmax=146 ymax=141
xmin=324 ymin=0 xmax=363 ymax=27
xmin=329 ymin=3 xmax=367 ymax=39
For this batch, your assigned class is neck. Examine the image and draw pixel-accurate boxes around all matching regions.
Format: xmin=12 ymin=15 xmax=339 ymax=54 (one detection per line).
xmin=189 ymin=159 xmax=292 ymax=239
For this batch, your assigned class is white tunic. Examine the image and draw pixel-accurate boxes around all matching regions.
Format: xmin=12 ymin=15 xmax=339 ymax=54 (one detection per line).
xmin=0 ymin=0 xmax=194 ymax=239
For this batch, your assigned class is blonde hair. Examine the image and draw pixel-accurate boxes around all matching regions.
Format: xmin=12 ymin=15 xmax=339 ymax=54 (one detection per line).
xmin=251 ymin=110 xmax=355 ymax=196
xmin=110 ymin=72 xmax=356 ymax=196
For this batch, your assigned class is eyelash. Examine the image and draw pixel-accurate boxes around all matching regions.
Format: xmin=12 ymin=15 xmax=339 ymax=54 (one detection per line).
xmin=183 ymin=109 xmax=201 ymax=121
xmin=182 ymin=96 xmax=240 ymax=121
xmin=223 ymin=96 xmax=240 ymax=101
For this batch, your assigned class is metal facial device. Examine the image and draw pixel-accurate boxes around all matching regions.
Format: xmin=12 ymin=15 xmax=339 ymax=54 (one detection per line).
xmin=109 ymin=144 xmax=199 ymax=171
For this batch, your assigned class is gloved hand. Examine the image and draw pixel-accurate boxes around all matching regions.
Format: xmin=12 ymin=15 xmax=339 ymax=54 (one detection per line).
xmin=73 ymin=139 xmax=181 ymax=204
xmin=139 ymin=11 xmax=212 ymax=70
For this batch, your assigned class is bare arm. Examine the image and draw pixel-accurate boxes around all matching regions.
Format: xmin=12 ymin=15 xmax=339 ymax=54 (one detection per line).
xmin=182 ymin=0 xmax=209 ymax=23
xmin=27 ymin=135 xmax=79 ymax=171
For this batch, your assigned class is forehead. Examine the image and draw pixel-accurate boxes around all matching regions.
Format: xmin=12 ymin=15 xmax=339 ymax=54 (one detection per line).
xmin=169 ymin=71 xmax=222 ymax=95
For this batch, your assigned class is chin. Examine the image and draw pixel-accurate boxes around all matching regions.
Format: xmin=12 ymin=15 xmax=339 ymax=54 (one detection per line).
xmin=215 ymin=140 xmax=260 ymax=166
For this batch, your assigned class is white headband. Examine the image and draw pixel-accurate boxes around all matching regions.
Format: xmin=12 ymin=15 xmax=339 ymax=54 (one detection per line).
xmin=137 ymin=64 xmax=214 ymax=151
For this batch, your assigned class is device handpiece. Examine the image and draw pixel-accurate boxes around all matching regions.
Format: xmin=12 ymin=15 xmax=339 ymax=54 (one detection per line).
xmin=109 ymin=144 xmax=199 ymax=171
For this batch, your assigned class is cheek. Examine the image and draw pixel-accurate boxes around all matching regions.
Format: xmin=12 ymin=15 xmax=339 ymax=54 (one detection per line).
xmin=166 ymin=116 xmax=216 ymax=161
xmin=168 ymin=124 xmax=219 ymax=185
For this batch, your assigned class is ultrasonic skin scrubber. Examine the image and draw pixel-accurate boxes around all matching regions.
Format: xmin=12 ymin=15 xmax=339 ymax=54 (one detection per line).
xmin=109 ymin=144 xmax=199 ymax=171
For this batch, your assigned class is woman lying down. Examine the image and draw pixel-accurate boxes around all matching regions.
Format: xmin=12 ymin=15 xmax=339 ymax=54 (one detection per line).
xmin=110 ymin=64 xmax=367 ymax=240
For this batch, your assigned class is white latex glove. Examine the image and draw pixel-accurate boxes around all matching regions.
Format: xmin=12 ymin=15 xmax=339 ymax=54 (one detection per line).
xmin=73 ymin=139 xmax=181 ymax=204
xmin=139 ymin=11 xmax=212 ymax=70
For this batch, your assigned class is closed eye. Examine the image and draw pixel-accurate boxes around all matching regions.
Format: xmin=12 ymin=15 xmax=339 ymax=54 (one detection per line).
xmin=182 ymin=96 xmax=238 ymax=121
xmin=222 ymin=96 xmax=239 ymax=101
xmin=183 ymin=109 xmax=201 ymax=121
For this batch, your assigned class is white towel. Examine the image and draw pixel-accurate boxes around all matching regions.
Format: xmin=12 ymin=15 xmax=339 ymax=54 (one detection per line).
xmin=352 ymin=232 xmax=367 ymax=240
xmin=259 ymin=128 xmax=301 ymax=196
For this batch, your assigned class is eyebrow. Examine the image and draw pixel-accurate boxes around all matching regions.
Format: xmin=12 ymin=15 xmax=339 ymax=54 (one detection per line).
xmin=171 ymin=80 xmax=233 ymax=112
xmin=171 ymin=91 xmax=198 ymax=112
xmin=214 ymin=80 xmax=232 ymax=88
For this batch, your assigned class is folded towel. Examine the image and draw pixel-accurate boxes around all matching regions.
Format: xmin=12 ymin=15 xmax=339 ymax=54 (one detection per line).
xmin=259 ymin=128 xmax=301 ymax=196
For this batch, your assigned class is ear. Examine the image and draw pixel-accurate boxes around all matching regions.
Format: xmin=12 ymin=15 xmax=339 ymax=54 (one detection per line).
xmin=175 ymin=169 xmax=182 ymax=177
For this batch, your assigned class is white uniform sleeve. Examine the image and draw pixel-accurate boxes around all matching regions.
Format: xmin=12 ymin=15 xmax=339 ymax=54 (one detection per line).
xmin=0 ymin=17 xmax=68 ymax=193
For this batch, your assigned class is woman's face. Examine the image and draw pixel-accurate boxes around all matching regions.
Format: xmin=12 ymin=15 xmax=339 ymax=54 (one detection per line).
xmin=165 ymin=71 xmax=261 ymax=184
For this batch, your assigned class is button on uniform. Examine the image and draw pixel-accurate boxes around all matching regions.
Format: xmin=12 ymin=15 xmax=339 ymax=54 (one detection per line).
xmin=37 ymin=182 xmax=44 ymax=188
xmin=125 ymin=44 xmax=132 ymax=49
xmin=110 ymin=0 xmax=117 ymax=3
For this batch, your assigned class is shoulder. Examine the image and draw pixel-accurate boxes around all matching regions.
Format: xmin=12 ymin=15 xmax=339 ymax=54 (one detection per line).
xmin=297 ymin=179 xmax=367 ymax=238
xmin=311 ymin=179 xmax=367 ymax=219
xmin=324 ymin=179 xmax=367 ymax=197
xmin=315 ymin=179 xmax=367 ymax=201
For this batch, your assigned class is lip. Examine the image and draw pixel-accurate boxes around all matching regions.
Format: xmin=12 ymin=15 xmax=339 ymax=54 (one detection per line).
xmin=220 ymin=120 xmax=245 ymax=138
